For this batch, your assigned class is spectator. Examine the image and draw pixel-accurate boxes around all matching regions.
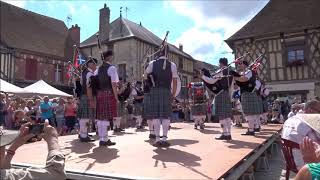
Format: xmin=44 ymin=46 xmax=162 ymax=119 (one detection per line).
xmin=55 ymin=98 xmax=66 ymax=136
xmin=281 ymin=100 xmax=320 ymax=169
xmin=5 ymin=101 xmax=16 ymax=129
xmin=12 ymin=110 xmax=26 ymax=130
xmin=20 ymin=100 xmax=27 ymax=113
xmin=40 ymin=97 xmax=54 ymax=126
xmin=64 ymin=97 xmax=77 ymax=134
xmin=288 ymin=103 xmax=300 ymax=118
xmin=171 ymin=99 xmax=179 ymax=122
xmin=0 ymin=121 xmax=66 ymax=180
xmin=24 ymin=100 xmax=34 ymax=114
xmin=0 ymin=93 xmax=8 ymax=126
xmin=33 ymin=99 xmax=41 ymax=123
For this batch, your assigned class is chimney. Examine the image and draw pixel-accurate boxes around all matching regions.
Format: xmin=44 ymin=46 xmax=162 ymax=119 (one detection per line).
xmin=68 ymin=24 xmax=80 ymax=47
xmin=99 ymin=3 xmax=110 ymax=42
xmin=179 ymin=44 xmax=183 ymax=51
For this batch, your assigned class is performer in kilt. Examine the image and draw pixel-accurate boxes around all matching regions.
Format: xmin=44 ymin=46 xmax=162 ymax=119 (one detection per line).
xmin=232 ymin=83 xmax=243 ymax=127
xmin=253 ymin=77 xmax=264 ymax=132
xmin=77 ymin=58 xmax=98 ymax=142
xmin=144 ymin=45 xmax=178 ymax=147
xmin=234 ymin=60 xmax=263 ymax=136
xmin=189 ymin=82 xmax=208 ymax=130
xmin=95 ymin=50 xmax=118 ymax=146
xmin=131 ymin=81 xmax=144 ymax=130
xmin=202 ymin=58 xmax=233 ymax=140
xmin=259 ymin=81 xmax=270 ymax=124
xmin=114 ymin=79 xmax=129 ymax=133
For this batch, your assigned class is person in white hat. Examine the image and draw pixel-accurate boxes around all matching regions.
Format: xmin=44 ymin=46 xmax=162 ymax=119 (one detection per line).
xmin=0 ymin=121 xmax=66 ymax=180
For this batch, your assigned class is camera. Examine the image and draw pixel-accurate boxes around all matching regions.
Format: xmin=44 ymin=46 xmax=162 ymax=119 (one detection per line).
xmin=29 ymin=124 xmax=44 ymax=135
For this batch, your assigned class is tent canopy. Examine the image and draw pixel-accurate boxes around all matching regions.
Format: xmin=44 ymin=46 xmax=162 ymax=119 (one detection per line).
xmin=0 ymin=79 xmax=26 ymax=94
xmin=23 ymin=80 xmax=72 ymax=97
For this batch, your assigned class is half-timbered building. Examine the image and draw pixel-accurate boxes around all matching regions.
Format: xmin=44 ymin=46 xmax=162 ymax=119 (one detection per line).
xmin=80 ymin=4 xmax=195 ymax=86
xmin=226 ymin=0 xmax=320 ymax=102
xmin=0 ymin=1 xmax=78 ymax=91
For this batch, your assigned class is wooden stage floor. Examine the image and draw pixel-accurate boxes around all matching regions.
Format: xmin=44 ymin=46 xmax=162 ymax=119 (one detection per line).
xmin=12 ymin=123 xmax=282 ymax=180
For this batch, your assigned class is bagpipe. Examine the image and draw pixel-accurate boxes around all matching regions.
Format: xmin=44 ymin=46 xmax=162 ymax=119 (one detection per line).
xmin=142 ymin=31 xmax=181 ymax=97
xmin=118 ymin=82 xmax=132 ymax=103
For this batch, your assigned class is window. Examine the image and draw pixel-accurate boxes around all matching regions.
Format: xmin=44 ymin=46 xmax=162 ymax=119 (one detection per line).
xmin=285 ymin=41 xmax=305 ymax=66
xmin=182 ymin=75 xmax=188 ymax=86
xmin=55 ymin=64 xmax=62 ymax=83
xmin=178 ymin=57 xmax=183 ymax=70
xmin=25 ymin=59 xmax=37 ymax=80
xmin=118 ymin=64 xmax=126 ymax=81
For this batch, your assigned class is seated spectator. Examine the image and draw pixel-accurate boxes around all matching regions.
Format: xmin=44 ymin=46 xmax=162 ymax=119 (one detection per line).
xmin=0 ymin=121 xmax=66 ymax=180
xmin=282 ymin=100 xmax=320 ymax=169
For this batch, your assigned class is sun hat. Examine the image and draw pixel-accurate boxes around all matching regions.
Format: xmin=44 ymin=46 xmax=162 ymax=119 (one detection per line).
xmin=299 ymin=114 xmax=320 ymax=134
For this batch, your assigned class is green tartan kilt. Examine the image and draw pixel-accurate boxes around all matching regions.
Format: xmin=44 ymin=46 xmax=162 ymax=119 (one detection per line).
xmin=213 ymin=90 xmax=232 ymax=120
xmin=117 ymin=102 xmax=127 ymax=117
xmin=133 ymin=103 xmax=143 ymax=116
xmin=191 ymin=104 xmax=207 ymax=116
xmin=77 ymin=95 xmax=96 ymax=119
xmin=241 ymin=92 xmax=263 ymax=115
xmin=143 ymin=87 xmax=172 ymax=119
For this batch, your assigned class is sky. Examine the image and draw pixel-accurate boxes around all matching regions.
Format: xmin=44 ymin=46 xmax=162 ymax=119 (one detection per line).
xmin=2 ymin=0 xmax=269 ymax=65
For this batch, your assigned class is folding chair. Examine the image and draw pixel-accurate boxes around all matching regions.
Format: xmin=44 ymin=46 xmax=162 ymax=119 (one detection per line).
xmin=280 ymin=138 xmax=300 ymax=180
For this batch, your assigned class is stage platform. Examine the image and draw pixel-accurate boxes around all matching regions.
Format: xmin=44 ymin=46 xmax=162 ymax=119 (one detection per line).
xmin=12 ymin=123 xmax=282 ymax=180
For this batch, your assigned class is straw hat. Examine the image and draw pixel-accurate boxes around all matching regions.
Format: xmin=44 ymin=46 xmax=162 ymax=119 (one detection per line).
xmin=0 ymin=129 xmax=19 ymax=147
xmin=300 ymin=114 xmax=320 ymax=134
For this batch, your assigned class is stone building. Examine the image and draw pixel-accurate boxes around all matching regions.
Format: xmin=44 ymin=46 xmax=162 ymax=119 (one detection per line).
xmin=80 ymin=4 xmax=195 ymax=86
xmin=225 ymin=0 xmax=320 ymax=102
xmin=0 ymin=1 xmax=78 ymax=91
xmin=193 ymin=60 xmax=218 ymax=82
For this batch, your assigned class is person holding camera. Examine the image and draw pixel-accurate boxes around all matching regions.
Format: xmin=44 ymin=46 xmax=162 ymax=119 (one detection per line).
xmin=0 ymin=120 xmax=66 ymax=180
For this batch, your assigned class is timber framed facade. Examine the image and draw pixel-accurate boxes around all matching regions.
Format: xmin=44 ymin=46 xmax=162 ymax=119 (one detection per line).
xmin=226 ymin=0 xmax=320 ymax=102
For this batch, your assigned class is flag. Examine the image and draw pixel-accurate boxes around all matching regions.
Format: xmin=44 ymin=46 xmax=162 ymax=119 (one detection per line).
xmin=73 ymin=47 xmax=79 ymax=68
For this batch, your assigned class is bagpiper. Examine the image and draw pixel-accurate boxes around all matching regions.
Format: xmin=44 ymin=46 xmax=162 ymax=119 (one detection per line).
xmin=143 ymin=45 xmax=178 ymax=147
xmin=232 ymin=82 xmax=243 ymax=127
xmin=234 ymin=60 xmax=263 ymax=136
xmin=131 ymin=81 xmax=144 ymax=130
xmin=77 ymin=58 xmax=97 ymax=142
xmin=201 ymin=58 xmax=233 ymax=140
xmin=95 ymin=50 xmax=117 ymax=146
xmin=113 ymin=78 xmax=129 ymax=133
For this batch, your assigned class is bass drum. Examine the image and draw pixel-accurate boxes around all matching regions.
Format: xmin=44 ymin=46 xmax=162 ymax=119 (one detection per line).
xmin=171 ymin=76 xmax=181 ymax=97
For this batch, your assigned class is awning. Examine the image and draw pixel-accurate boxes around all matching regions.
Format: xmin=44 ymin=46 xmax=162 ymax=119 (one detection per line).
xmin=23 ymin=80 xmax=72 ymax=97
xmin=0 ymin=79 xmax=26 ymax=94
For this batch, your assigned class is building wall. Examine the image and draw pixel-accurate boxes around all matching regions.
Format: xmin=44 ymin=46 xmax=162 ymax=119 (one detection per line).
xmin=0 ymin=46 xmax=15 ymax=82
xmin=232 ymin=29 xmax=320 ymax=100
xmin=81 ymin=38 xmax=195 ymax=85
xmin=13 ymin=51 xmax=69 ymax=87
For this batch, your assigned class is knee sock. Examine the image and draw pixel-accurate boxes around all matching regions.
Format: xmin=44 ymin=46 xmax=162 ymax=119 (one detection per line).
xmin=246 ymin=115 xmax=255 ymax=132
xmin=114 ymin=118 xmax=121 ymax=129
xmin=97 ymin=120 xmax=110 ymax=142
xmin=234 ymin=115 xmax=241 ymax=124
xmin=219 ymin=119 xmax=227 ymax=135
xmin=136 ymin=116 xmax=142 ymax=126
xmin=147 ymin=120 xmax=154 ymax=135
xmin=225 ymin=118 xmax=232 ymax=136
xmin=153 ymin=119 xmax=161 ymax=142
xmin=162 ymin=119 xmax=170 ymax=141
xmin=79 ymin=119 xmax=89 ymax=138
xmin=254 ymin=115 xmax=261 ymax=128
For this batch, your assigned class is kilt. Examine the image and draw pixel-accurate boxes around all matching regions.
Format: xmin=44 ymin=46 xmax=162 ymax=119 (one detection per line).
xmin=143 ymin=87 xmax=172 ymax=119
xmin=241 ymin=92 xmax=263 ymax=115
xmin=117 ymin=101 xmax=127 ymax=117
xmin=96 ymin=90 xmax=117 ymax=120
xmin=232 ymin=109 xmax=243 ymax=116
xmin=191 ymin=104 xmax=207 ymax=116
xmin=262 ymin=99 xmax=268 ymax=113
xmin=77 ymin=95 xmax=96 ymax=119
xmin=133 ymin=103 xmax=143 ymax=116
xmin=212 ymin=90 xmax=232 ymax=120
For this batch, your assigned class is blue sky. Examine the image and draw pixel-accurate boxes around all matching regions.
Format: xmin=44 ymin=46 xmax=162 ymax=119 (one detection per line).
xmin=3 ymin=0 xmax=269 ymax=66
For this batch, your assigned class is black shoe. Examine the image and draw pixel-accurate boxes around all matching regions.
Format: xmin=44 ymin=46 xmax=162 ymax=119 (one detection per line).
xmin=106 ymin=139 xmax=116 ymax=146
xmin=215 ymin=135 xmax=227 ymax=140
xmin=194 ymin=125 xmax=198 ymax=129
xmin=235 ymin=124 xmax=243 ymax=127
xmin=114 ymin=128 xmax=120 ymax=133
xmin=224 ymin=135 xmax=232 ymax=140
xmin=161 ymin=141 xmax=170 ymax=147
xmin=149 ymin=134 xmax=156 ymax=139
xmin=153 ymin=141 xmax=162 ymax=147
xmin=200 ymin=124 xmax=205 ymax=130
xmin=99 ymin=141 xmax=108 ymax=146
xmin=241 ymin=131 xmax=255 ymax=136
xmin=119 ymin=128 xmax=125 ymax=132
xmin=88 ymin=134 xmax=93 ymax=137
xmin=80 ymin=136 xmax=95 ymax=142
xmin=254 ymin=128 xmax=261 ymax=132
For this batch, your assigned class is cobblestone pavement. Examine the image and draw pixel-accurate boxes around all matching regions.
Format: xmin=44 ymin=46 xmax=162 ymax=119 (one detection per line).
xmin=254 ymin=144 xmax=296 ymax=180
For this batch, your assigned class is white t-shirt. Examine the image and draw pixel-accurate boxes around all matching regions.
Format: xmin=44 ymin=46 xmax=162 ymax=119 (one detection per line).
xmin=281 ymin=114 xmax=320 ymax=169
xmin=94 ymin=65 xmax=119 ymax=83
xmin=85 ymin=68 xmax=98 ymax=86
xmin=145 ymin=57 xmax=179 ymax=79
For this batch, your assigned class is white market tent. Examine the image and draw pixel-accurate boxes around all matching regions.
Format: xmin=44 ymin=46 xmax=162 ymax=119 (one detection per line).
xmin=23 ymin=80 xmax=72 ymax=97
xmin=0 ymin=79 xmax=26 ymax=94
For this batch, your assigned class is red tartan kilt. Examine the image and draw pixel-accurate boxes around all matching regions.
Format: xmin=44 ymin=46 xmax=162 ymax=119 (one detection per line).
xmin=96 ymin=90 xmax=117 ymax=120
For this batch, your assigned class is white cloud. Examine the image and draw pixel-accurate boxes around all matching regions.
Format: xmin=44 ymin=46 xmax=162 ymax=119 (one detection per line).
xmin=1 ymin=0 xmax=26 ymax=8
xmin=167 ymin=1 xmax=269 ymax=65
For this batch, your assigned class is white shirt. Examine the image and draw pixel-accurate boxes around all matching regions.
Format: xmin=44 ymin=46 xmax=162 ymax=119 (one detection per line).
xmin=145 ymin=58 xmax=179 ymax=78
xmin=281 ymin=114 xmax=320 ymax=169
xmin=201 ymin=71 xmax=222 ymax=85
xmin=287 ymin=111 xmax=296 ymax=119
xmin=95 ymin=65 xmax=119 ymax=83
xmin=244 ymin=70 xmax=253 ymax=79
xmin=85 ymin=68 xmax=98 ymax=86
xmin=255 ymin=79 xmax=261 ymax=90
